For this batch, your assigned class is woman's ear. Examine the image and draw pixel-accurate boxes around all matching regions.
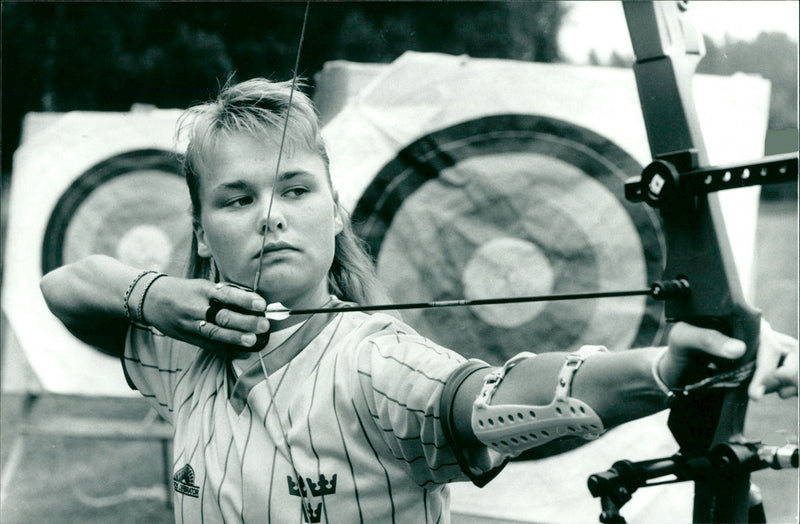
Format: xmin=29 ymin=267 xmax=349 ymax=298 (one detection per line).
xmin=333 ymin=193 xmax=344 ymax=235
xmin=194 ymin=223 xmax=213 ymax=258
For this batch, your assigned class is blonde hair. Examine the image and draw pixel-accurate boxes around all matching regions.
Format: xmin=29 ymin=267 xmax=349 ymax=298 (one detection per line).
xmin=177 ymin=77 xmax=388 ymax=306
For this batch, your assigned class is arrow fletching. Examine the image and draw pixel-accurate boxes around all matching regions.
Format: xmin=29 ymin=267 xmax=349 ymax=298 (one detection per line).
xmin=264 ymin=302 xmax=291 ymax=320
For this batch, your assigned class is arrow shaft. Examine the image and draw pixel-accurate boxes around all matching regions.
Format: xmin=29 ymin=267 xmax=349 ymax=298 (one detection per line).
xmin=281 ymin=288 xmax=654 ymax=316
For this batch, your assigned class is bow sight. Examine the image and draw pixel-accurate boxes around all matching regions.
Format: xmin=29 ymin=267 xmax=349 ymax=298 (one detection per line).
xmin=627 ymin=152 xmax=798 ymax=212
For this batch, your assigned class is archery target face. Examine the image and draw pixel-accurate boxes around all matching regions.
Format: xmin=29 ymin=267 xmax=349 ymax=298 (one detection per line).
xmin=352 ymin=114 xmax=666 ymax=364
xmin=2 ymin=109 xmax=188 ymax=394
xmin=39 ymin=149 xmax=192 ymax=356
xmin=41 ymin=149 xmax=191 ymax=278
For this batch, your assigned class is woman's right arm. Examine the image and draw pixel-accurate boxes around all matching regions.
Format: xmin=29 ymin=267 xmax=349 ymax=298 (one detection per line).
xmin=40 ymin=255 xmax=145 ymax=355
xmin=40 ymin=254 xmax=270 ymax=356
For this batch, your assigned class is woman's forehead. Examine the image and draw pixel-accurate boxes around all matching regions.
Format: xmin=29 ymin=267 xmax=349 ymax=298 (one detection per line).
xmin=199 ymin=132 xmax=327 ymax=183
xmin=211 ymin=131 xmax=282 ymax=157
xmin=201 ymin=131 xmax=307 ymax=164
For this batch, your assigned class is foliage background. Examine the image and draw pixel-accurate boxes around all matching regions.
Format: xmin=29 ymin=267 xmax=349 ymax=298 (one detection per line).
xmin=2 ymin=1 xmax=797 ymax=177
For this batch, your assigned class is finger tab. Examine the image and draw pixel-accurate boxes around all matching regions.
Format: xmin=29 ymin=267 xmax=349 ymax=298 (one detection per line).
xmin=253 ymin=331 xmax=270 ymax=350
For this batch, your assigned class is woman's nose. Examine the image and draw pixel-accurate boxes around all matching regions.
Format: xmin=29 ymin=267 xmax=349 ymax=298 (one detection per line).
xmin=258 ymin=208 xmax=286 ymax=233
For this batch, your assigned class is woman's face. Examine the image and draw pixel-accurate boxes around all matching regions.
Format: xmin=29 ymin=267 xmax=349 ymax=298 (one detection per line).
xmin=194 ymin=132 xmax=343 ymax=308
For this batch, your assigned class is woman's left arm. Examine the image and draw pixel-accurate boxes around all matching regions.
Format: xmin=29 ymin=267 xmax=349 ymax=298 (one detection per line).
xmin=448 ymin=322 xmax=757 ymax=449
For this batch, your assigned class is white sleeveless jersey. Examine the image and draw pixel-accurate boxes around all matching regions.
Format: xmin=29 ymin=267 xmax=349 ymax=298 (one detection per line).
xmin=123 ymin=308 xmax=498 ymax=523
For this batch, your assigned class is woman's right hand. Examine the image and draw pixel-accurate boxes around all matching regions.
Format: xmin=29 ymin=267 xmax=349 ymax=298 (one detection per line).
xmin=142 ymin=277 xmax=269 ymax=354
xmin=749 ymin=320 xmax=798 ymax=400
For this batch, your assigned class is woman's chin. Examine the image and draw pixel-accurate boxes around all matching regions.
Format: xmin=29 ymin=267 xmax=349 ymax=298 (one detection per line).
xmin=258 ymin=284 xmax=330 ymax=310
xmin=255 ymin=284 xmax=304 ymax=307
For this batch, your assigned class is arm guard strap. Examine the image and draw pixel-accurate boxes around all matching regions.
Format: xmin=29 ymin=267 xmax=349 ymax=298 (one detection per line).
xmin=471 ymin=345 xmax=607 ymax=459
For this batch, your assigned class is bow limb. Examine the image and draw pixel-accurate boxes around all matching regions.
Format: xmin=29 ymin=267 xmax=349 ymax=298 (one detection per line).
xmin=623 ymin=2 xmax=761 ymax=522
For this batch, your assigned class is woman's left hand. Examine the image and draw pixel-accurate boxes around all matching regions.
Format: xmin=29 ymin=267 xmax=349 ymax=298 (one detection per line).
xmin=658 ymin=321 xmax=747 ymax=390
xmin=658 ymin=320 xmax=798 ymax=400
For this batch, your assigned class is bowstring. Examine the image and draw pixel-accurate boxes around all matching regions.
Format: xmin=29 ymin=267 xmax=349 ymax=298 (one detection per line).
xmin=252 ymin=2 xmax=311 ymax=292
xmin=253 ymin=3 xmax=312 ymax=521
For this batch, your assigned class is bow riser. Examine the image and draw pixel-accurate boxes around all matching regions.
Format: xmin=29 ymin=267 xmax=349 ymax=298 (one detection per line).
xmin=623 ymin=2 xmax=763 ymax=522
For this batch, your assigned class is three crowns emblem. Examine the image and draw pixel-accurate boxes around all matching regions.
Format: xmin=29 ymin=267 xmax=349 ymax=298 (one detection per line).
xmin=287 ymin=474 xmax=337 ymax=523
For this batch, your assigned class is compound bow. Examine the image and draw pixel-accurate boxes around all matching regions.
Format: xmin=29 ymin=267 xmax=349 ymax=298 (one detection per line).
xmin=587 ymin=2 xmax=798 ymax=523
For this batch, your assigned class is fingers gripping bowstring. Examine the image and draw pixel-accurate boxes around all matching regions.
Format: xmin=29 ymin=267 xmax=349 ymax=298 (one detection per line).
xmin=253 ymin=3 xmax=313 ymax=522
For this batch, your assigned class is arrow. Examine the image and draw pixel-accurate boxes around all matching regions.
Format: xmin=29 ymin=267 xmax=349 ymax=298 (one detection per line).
xmin=262 ymin=281 xmax=690 ymax=320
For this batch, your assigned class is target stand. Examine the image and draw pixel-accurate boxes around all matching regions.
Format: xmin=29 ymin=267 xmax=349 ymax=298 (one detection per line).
xmin=0 ymin=390 xmax=175 ymax=509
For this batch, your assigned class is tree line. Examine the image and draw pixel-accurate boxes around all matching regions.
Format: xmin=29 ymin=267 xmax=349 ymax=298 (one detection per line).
xmin=2 ymin=2 xmax=796 ymax=180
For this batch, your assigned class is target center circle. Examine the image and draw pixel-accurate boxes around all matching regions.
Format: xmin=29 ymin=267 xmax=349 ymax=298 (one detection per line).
xmin=116 ymin=224 xmax=174 ymax=271
xmin=461 ymin=237 xmax=554 ymax=328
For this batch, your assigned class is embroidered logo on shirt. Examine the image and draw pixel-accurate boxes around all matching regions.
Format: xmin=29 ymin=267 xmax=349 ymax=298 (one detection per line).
xmin=173 ymin=464 xmax=200 ymax=498
xmin=287 ymin=474 xmax=337 ymax=523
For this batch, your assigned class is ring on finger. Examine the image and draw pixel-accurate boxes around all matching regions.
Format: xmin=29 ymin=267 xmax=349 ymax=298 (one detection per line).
xmin=205 ymin=299 xmax=225 ymax=324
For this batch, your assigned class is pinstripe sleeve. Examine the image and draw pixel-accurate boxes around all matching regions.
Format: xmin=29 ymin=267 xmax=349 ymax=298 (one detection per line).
xmin=356 ymin=321 xmax=503 ymax=487
xmin=122 ymin=325 xmax=197 ymax=423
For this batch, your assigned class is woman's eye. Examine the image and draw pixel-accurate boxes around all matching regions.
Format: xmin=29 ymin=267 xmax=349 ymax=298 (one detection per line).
xmin=226 ymin=196 xmax=253 ymax=207
xmin=283 ymin=187 xmax=308 ymax=198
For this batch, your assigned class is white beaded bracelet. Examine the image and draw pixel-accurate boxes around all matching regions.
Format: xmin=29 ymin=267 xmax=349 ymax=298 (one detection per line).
xmin=123 ymin=270 xmax=155 ymax=321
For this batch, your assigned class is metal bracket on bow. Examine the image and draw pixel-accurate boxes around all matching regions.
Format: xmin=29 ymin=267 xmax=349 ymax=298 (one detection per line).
xmin=626 ymin=152 xmax=798 ymax=212
xmin=588 ymin=442 xmax=799 ymax=524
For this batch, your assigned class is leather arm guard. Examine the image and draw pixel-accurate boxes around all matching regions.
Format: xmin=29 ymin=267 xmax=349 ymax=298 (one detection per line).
xmin=471 ymin=345 xmax=607 ymax=459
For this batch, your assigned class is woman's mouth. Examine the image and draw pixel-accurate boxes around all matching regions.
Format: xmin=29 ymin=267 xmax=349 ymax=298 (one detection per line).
xmin=256 ymin=242 xmax=297 ymax=259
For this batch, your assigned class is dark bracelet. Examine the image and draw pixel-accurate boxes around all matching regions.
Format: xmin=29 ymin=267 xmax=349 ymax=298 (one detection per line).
xmin=135 ymin=272 xmax=167 ymax=325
